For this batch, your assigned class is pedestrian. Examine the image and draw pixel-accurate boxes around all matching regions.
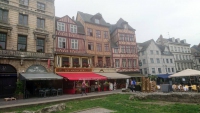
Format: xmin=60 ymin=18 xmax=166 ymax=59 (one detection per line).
xmin=81 ymin=80 xmax=87 ymax=96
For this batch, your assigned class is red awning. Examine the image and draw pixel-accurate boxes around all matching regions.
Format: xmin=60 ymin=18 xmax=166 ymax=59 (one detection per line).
xmin=57 ymin=72 xmax=107 ymax=80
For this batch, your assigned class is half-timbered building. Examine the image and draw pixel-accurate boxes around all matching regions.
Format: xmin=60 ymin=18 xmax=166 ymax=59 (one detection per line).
xmin=109 ymin=18 xmax=140 ymax=75
xmin=76 ymin=11 xmax=112 ymax=68
xmin=55 ymin=15 xmax=92 ymax=68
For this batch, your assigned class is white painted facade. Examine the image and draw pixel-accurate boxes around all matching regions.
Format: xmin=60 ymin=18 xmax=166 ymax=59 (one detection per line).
xmin=156 ymin=37 xmax=193 ymax=72
xmin=138 ymin=40 xmax=176 ymax=76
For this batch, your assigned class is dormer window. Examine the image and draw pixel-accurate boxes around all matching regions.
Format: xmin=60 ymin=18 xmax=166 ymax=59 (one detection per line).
xmin=124 ymin=24 xmax=128 ymax=29
xmin=95 ymin=19 xmax=99 ymax=24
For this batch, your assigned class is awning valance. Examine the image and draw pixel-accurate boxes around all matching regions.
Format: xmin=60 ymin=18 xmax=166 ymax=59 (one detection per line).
xmin=96 ymin=73 xmax=131 ymax=79
xmin=57 ymin=72 xmax=107 ymax=80
xmin=157 ymin=74 xmax=171 ymax=78
xmin=20 ymin=73 xmax=63 ymax=80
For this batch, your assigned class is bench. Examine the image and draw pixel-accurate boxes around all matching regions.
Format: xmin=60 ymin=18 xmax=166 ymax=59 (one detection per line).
xmin=4 ymin=97 xmax=16 ymax=101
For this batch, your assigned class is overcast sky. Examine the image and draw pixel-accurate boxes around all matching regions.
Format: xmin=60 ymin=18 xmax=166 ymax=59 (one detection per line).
xmin=55 ymin=0 xmax=200 ymax=46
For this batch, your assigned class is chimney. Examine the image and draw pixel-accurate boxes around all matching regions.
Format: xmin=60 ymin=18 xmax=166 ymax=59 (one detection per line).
xmin=72 ymin=16 xmax=74 ymax=21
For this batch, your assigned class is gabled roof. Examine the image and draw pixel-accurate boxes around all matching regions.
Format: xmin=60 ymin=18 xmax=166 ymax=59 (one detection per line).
xmin=56 ymin=15 xmax=85 ymax=35
xmin=137 ymin=39 xmax=154 ymax=52
xmin=156 ymin=44 xmax=173 ymax=56
xmin=191 ymin=45 xmax=200 ymax=52
xmin=109 ymin=18 xmax=135 ymax=34
xmin=77 ymin=11 xmax=109 ymax=27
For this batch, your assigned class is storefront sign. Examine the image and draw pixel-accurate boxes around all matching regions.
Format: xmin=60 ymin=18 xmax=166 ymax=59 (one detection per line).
xmin=26 ymin=65 xmax=48 ymax=73
xmin=0 ymin=74 xmax=17 ymax=77
xmin=55 ymin=68 xmax=92 ymax=72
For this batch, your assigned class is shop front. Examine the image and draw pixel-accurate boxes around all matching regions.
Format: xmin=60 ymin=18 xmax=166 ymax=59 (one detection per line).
xmin=19 ymin=65 xmax=63 ymax=98
xmin=0 ymin=64 xmax=17 ymax=98
xmin=56 ymin=67 xmax=107 ymax=94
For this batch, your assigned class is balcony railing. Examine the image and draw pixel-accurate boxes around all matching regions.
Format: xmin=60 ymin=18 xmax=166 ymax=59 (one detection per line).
xmin=0 ymin=49 xmax=53 ymax=58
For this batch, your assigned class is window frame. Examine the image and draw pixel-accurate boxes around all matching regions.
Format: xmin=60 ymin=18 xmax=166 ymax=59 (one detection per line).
xmin=96 ymin=43 xmax=102 ymax=52
xmin=57 ymin=22 xmax=65 ymax=31
xmin=58 ymin=37 xmax=66 ymax=49
xmin=0 ymin=9 xmax=8 ymax=23
xmin=37 ymin=17 xmax=45 ymax=29
xmin=37 ymin=2 xmax=45 ymax=11
xmin=88 ymin=42 xmax=94 ymax=50
xmin=71 ymin=39 xmax=78 ymax=49
xmin=87 ymin=28 xmax=93 ymax=36
xmin=104 ymin=31 xmax=108 ymax=38
xmin=104 ymin=44 xmax=109 ymax=52
xmin=96 ymin=30 xmax=101 ymax=38
xmin=17 ymin=35 xmax=27 ymax=51
xmin=36 ymin=38 xmax=45 ymax=53
xmin=19 ymin=14 xmax=28 ymax=26
xmin=95 ymin=19 xmax=99 ymax=24
xmin=19 ymin=0 xmax=29 ymax=6
xmin=70 ymin=24 xmax=77 ymax=33
xmin=115 ymin=59 xmax=120 ymax=68
xmin=150 ymin=58 xmax=154 ymax=63
xmin=0 ymin=33 xmax=7 ymax=50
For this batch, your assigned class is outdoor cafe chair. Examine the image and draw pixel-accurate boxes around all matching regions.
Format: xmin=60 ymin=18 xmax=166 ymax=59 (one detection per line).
xmin=45 ymin=89 xmax=50 ymax=97
xmin=57 ymin=88 xmax=63 ymax=95
xmin=39 ymin=90 xmax=45 ymax=97
xmin=50 ymin=89 xmax=57 ymax=96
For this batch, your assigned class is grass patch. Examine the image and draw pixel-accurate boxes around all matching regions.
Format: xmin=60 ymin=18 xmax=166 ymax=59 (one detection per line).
xmin=1 ymin=94 xmax=200 ymax=113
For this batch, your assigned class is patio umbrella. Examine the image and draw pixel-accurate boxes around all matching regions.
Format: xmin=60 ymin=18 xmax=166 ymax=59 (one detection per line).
xmin=168 ymin=69 xmax=200 ymax=78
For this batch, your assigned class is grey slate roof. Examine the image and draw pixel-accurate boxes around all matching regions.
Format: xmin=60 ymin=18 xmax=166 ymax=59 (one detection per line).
xmin=109 ymin=18 xmax=135 ymax=34
xmin=77 ymin=11 xmax=109 ymax=27
xmin=191 ymin=45 xmax=200 ymax=52
xmin=162 ymin=37 xmax=190 ymax=46
xmin=138 ymin=39 xmax=154 ymax=52
xmin=156 ymin=44 xmax=173 ymax=56
xmin=75 ymin=21 xmax=85 ymax=35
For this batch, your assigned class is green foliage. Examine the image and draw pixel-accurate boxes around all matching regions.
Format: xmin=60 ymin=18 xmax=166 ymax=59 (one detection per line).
xmin=15 ymin=80 xmax=24 ymax=95
xmin=148 ymin=75 xmax=158 ymax=81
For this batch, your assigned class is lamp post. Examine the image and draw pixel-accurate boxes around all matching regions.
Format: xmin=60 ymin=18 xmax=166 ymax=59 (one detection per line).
xmin=52 ymin=35 xmax=56 ymax=72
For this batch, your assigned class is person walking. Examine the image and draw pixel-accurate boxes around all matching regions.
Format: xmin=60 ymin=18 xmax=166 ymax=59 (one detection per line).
xmin=81 ymin=80 xmax=87 ymax=96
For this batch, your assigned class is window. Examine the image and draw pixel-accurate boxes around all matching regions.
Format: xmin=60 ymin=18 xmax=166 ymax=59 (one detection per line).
xmin=104 ymin=44 xmax=109 ymax=51
xmin=158 ymin=68 xmax=162 ymax=73
xmin=152 ymin=68 xmax=155 ymax=74
xmin=37 ymin=18 xmax=45 ymax=29
xmin=0 ymin=33 xmax=7 ymax=50
xmin=144 ymin=68 xmax=147 ymax=74
xmin=128 ymin=59 xmax=132 ymax=67
xmin=96 ymin=43 xmax=102 ymax=52
xmin=170 ymin=46 xmax=173 ymax=51
xmin=96 ymin=30 xmax=101 ymax=38
xmin=150 ymin=50 xmax=153 ymax=54
xmin=163 ymin=59 xmax=165 ymax=63
xmin=37 ymin=2 xmax=45 ymax=10
xmin=142 ymin=51 xmax=144 ymax=55
xmin=19 ymin=0 xmax=29 ymax=6
xmin=156 ymin=51 xmax=159 ymax=55
xmin=0 ymin=9 xmax=8 ymax=23
xmin=95 ymin=19 xmax=99 ymax=24
xmin=126 ymin=46 xmax=131 ymax=53
xmin=18 ymin=35 xmax=27 ymax=51
xmin=57 ymin=22 xmax=65 ymax=31
xmin=88 ymin=42 xmax=93 ymax=50
xmin=170 ymin=59 xmax=173 ymax=63
xmin=166 ymin=59 xmax=169 ymax=63
xmin=131 ymin=46 xmax=135 ymax=53
xmin=122 ymin=59 xmax=126 ymax=67
xmin=175 ymin=47 xmax=177 ymax=51
xmin=130 ymin=35 xmax=134 ymax=41
xmin=150 ymin=58 xmax=154 ymax=63
xmin=58 ymin=37 xmax=66 ymax=48
xmin=120 ymin=34 xmax=124 ymax=41
xmin=133 ymin=59 xmax=136 ymax=67
xmin=115 ymin=59 xmax=119 ymax=68
xmin=121 ymin=46 xmax=125 ymax=53
xmin=168 ymin=68 xmax=170 ymax=73
xmin=19 ymin=14 xmax=28 ymax=26
xmin=69 ymin=24 xmax=77 ymax=33
xmin=143 ymin=59 xmax=146 ymax=64
xmin=125 ymin=35 xmax=129 ymax=41
xmin=179 ymin=55 xmax=182 ymax=60
xmin=114 ymin=48 xmax=118 ymax=53
xmin=36 ymin=38 xmax=44 ymax=53
xmin=156 ymin=58 xmax=160 ymax=63
xmin=71 ymin=39 xmax=78 ymax=49
xmin=104 ymin=31 xmax=108 ymax=38
xmin=124 ymin=24 xmax=128 ymax=29
xmin=87 ymin=28 xmax=93 ymax=36
xmin=172 ymin=68 xmax=174 ymax=72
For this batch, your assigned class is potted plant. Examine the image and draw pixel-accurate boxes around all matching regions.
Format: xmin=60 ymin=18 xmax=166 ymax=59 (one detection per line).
xmin=64 ymin=62 xmax=70 ymax=67
xmin=15 ymin=81 xmax=24 ymax=99
xmin=83 ymin=63 xmax=89 ymax=68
